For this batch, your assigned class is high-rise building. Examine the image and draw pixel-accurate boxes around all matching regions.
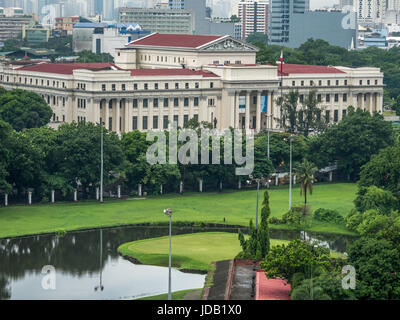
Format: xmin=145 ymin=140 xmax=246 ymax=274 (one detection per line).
xmin=269 ymin=0 xmax=309 ymax=44
xmin=238 ymin=0 xmax=269 ymax=40
xmin=357 ymin=0 xmax=386 ymax=24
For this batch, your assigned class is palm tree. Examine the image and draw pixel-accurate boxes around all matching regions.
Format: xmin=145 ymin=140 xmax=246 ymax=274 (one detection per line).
xmin=295 ymin=159 xmax=318 ymax=205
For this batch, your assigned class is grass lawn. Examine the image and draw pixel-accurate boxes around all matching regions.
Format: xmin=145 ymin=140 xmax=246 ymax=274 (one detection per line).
xmin=136 ymin=289 xmax=202 ymax=301
xmin=118 ymin=232 xmax=289 ymax=272
xmin=0 ymin=183 xmax=357 ymax=238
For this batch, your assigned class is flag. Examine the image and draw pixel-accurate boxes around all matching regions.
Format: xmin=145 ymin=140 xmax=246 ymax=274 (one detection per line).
xmin=280 ymin=51 xmax=284 ymax=74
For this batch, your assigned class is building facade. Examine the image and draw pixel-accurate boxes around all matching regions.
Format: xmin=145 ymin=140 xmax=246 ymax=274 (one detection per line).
xmin=118 ymin=7 xmax=195 ymax=35
xmin=0 ymin=14 xmax=33 ymax=41
xmin=0 ymin=34 xmax=384 ymax=134
xmin=238 ymin=0 xmax=269 ymax=40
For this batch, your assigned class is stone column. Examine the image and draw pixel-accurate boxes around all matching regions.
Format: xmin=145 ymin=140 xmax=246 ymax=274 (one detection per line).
xmin=369 ymin=94 xmax=373 ymax=114
xmin=256 ymin=91 xmax=262 ymax=133
xmin=138 ymin=99 xmax=143 ymax=131
xmin=51 ymin=190 xmax=55 ymax=203
xmin=199 ymin=179 xmax=203 ymax=192
xmin=124 ymin=99 xmax=129 ymax=133
xmin=245 ymin=91 xmax=250 ymax=130
xmin=28 ymin=191 xmax=32 ymax=205
xmin=235 ymin=92 xmax=240 ymax=129
xmin=4 ymin=194 xmax=8 ymax=207
xmin=116 ymin=99 xmax=121 ymax=133
xmin=73 ymin=190 xmax=77 ymax=202
xmin=118 ymin=185 xmax=121 ymax=199
xmin=105 ymin=99 xmax=110 ymax=130
xmin=138 ymin=184 xmax=142 ymax=197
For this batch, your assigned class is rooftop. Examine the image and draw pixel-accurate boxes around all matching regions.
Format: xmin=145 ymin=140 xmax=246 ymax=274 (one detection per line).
xmin=127 ymin=33 xmax=224 ymax=49
xmin=278 ymin=63 xmax=345 ymax=76
xmin=16 ymin=62 xmax=120 ymax=74
xmin=14 ymin=62 xmax=218 ymax=78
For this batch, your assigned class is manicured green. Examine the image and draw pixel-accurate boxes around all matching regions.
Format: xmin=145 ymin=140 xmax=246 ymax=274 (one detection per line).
xmin=118 ymin=232 xmax=289 ymax=272
xmin=0 ymin=183 xmax=357 ymax=238
xmin=136 ymin=289 xmax=201 ymax=301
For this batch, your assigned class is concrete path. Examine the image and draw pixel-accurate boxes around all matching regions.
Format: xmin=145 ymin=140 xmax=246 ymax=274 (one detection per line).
xmin=184 ymin=289 xmax=202 ymax=300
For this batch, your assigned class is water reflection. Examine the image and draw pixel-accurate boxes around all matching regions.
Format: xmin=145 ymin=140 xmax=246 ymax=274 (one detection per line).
xmin=0 ymin=225 xmax=356 ymax=300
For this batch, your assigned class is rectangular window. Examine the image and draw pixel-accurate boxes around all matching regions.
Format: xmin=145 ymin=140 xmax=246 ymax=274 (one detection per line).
xmin=327 ymin=80 xmax=331 ymax=86
xmin=336 ymin=80 xmax=339 ymax=86
xmin=174 ymin=98 xmax=179 ymax=107
xmin=109 ymin=117 xmax=113 ymax=131
xmin=319 ymin=80 xmax=322 ymax=86
xmin=317 ymin=94 xmax=322 ymax=102
xmin=133 ymin=99 xmax=138 ymax=108
xmin=132 ymin=116 xmax=138 ymax=130
xmin=342 ymin=109 xmax=347 ymax=117
xmin=367 ymin=80 xmax=370 ymax=85
xmin=102 ymin=84 xmax=106 ymax=91
xmin=343 ymin=94 xmax=347 ymax=102
xmin=375 ymin=79 xmax=378 ymax=85
xmin=112 ymin=84 xmax=116 ymax=91
xmin=185 ymin=83 xmax=189 ymax=89
xmin=194 ymin=114 xmax=198 ymax=122
xmin=153 ymin=98 xmax=158 ymax=108
xmin=144 ymin=83 xmax=148 ymax=90
xmin=325 ymin=110 xmax=330 ymax=123
xmin=165 ymin=83 xmax=169 ymax=90
xmin=210 ymin=82 xmax=214 ymax=88
xmin=163 ymin=115 xmax=169 ymax=129
xmin=173 ymin=115 xmax=179 ymax=125
xmin=164 ymin=98 xmax=169 ymax=107
xmin=134 ymin=83 xmax=138 ymax=90
xmin=142 ymin=116 xmax=148 ymax=130
xmin=194 ymin=97 xmax=199 ymax=107
xmin=195 ymin=82 xmax=199 ymax=89
xmin=326 ymin=94 xmax=330 ymax=102
xmin=359 ymin=80 xmax=363 ymax=85
xmin=334 ymin=110 xmax=339 ymax=122
xmin=334 ymin=94 xmax=339 ymax=102
xmin=175 ymin=83 xmax=179 ymax=89
xmin=301 ymin=81 xmax=304 ymax=86
xmin=143 ymin=99 xmax=148 ymax=108
xmin=155 ymin=83 xmax=159 ymax=90
xmin=345 ymin=80 xmax=348 ymax=85
xmin=184 ymin=115 xmax=189 ymax=126
xmin=184 ymin=97 xmax=189 ymax=107
xmin=122 ymin=84 xmax=126 ymax=91
xmin=153 ymin=116 xmax=158 ymax=129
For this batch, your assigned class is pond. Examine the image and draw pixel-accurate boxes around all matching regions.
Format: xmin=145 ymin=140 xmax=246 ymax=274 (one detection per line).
xmin=0 ymin=225 xmax=356 ymax=300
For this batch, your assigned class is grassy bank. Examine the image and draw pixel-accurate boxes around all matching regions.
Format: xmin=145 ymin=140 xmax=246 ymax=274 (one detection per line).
xmin=118 ymin=232 xmax=289 ymax=272
xmin=136 ymin=289 xmax=202 ymax=301
xmin=0 ymin=183 xmax=357 ymax=238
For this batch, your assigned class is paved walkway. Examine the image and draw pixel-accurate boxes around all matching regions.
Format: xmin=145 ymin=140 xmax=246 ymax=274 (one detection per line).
xmin=255 ymin=271 xmax=291 ymax=300
xmin=207 ymin=260 xmax=231 ymax=300
xmin=230 ymin=264 xmax=255 ymax=300
xmin=184 ymin=289 xmax=202 ymax=300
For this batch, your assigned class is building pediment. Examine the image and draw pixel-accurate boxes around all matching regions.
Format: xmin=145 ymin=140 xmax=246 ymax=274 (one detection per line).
xmin=198 ymin=37 xmax=259 ymax=52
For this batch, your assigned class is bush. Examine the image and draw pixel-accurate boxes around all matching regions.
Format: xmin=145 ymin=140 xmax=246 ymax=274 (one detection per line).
xmin=269 ymin=217 xmax=284 ymax=224
xmin=282 ymin=205 xmax=310 ymax=226
xmin=314 ymin=208 xmax=345 ymax=224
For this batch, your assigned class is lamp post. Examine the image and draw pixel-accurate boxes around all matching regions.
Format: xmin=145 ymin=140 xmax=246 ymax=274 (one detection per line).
xmin=255 ymin=178 xmax=260 ymax=231
xmin=100 ymin=120 xmax=104 ymax=203
xmin=289 ymin=135 xmax=294 ymax=210
xmin=164 ymin=208 xmax=173 ymax=300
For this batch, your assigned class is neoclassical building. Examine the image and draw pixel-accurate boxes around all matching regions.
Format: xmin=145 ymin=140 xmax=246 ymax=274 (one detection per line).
xmin=0 ymin=33 xmax=384 ymax=133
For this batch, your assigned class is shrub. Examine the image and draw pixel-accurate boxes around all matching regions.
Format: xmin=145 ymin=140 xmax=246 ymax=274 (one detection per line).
xmin=269 ymin=217 xmax=284 ymax=224
xmin=314 ymin=208 xmax=345 ymax=224
xmin=282 ymin=205 xmax=310 ymax=227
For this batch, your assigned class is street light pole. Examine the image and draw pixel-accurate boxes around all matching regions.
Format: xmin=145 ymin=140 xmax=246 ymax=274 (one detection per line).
xmin=256 ymin=179 xmax=260 ymax=231
xmin=267 ymin=115 xmax=270 ymax=160
xmin=289 ymin=136 xmax=293 ymax=210
xmin=100 ymin=121 xmax=104 ymax=203
xmin=164 ymin=208 xmax=173 ymax=300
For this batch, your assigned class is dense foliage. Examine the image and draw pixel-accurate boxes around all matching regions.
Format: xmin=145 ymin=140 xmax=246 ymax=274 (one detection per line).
xmin=0 ymin=89 xmax=53 ymax=131
xmin=237 ymin=191 xmax=271 ymax=260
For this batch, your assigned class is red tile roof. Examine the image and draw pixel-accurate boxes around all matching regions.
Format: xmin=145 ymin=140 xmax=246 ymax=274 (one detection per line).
xmin=17 ymin=63 xmax=119 ymax=74
xmin=278 ymin=63 xmax=345 ymax=76
xmin=129 ymin=68 xmax=219 ymax=78
xmin=128 ymin=33 xmax=224 ymax=48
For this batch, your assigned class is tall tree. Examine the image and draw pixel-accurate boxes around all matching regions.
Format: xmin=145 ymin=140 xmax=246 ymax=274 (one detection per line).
xmin=308 ymin=107 xmax=395 ymax=180
xmin=276 ymin=90 xmax=299 ymax=134
xmin=0 ymin=89 xmax=53 ymax=131
xmin=295 ymin=159 xmax=317 ymax=204
xmin=297 ymin=90 xmax=325 ymax=136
